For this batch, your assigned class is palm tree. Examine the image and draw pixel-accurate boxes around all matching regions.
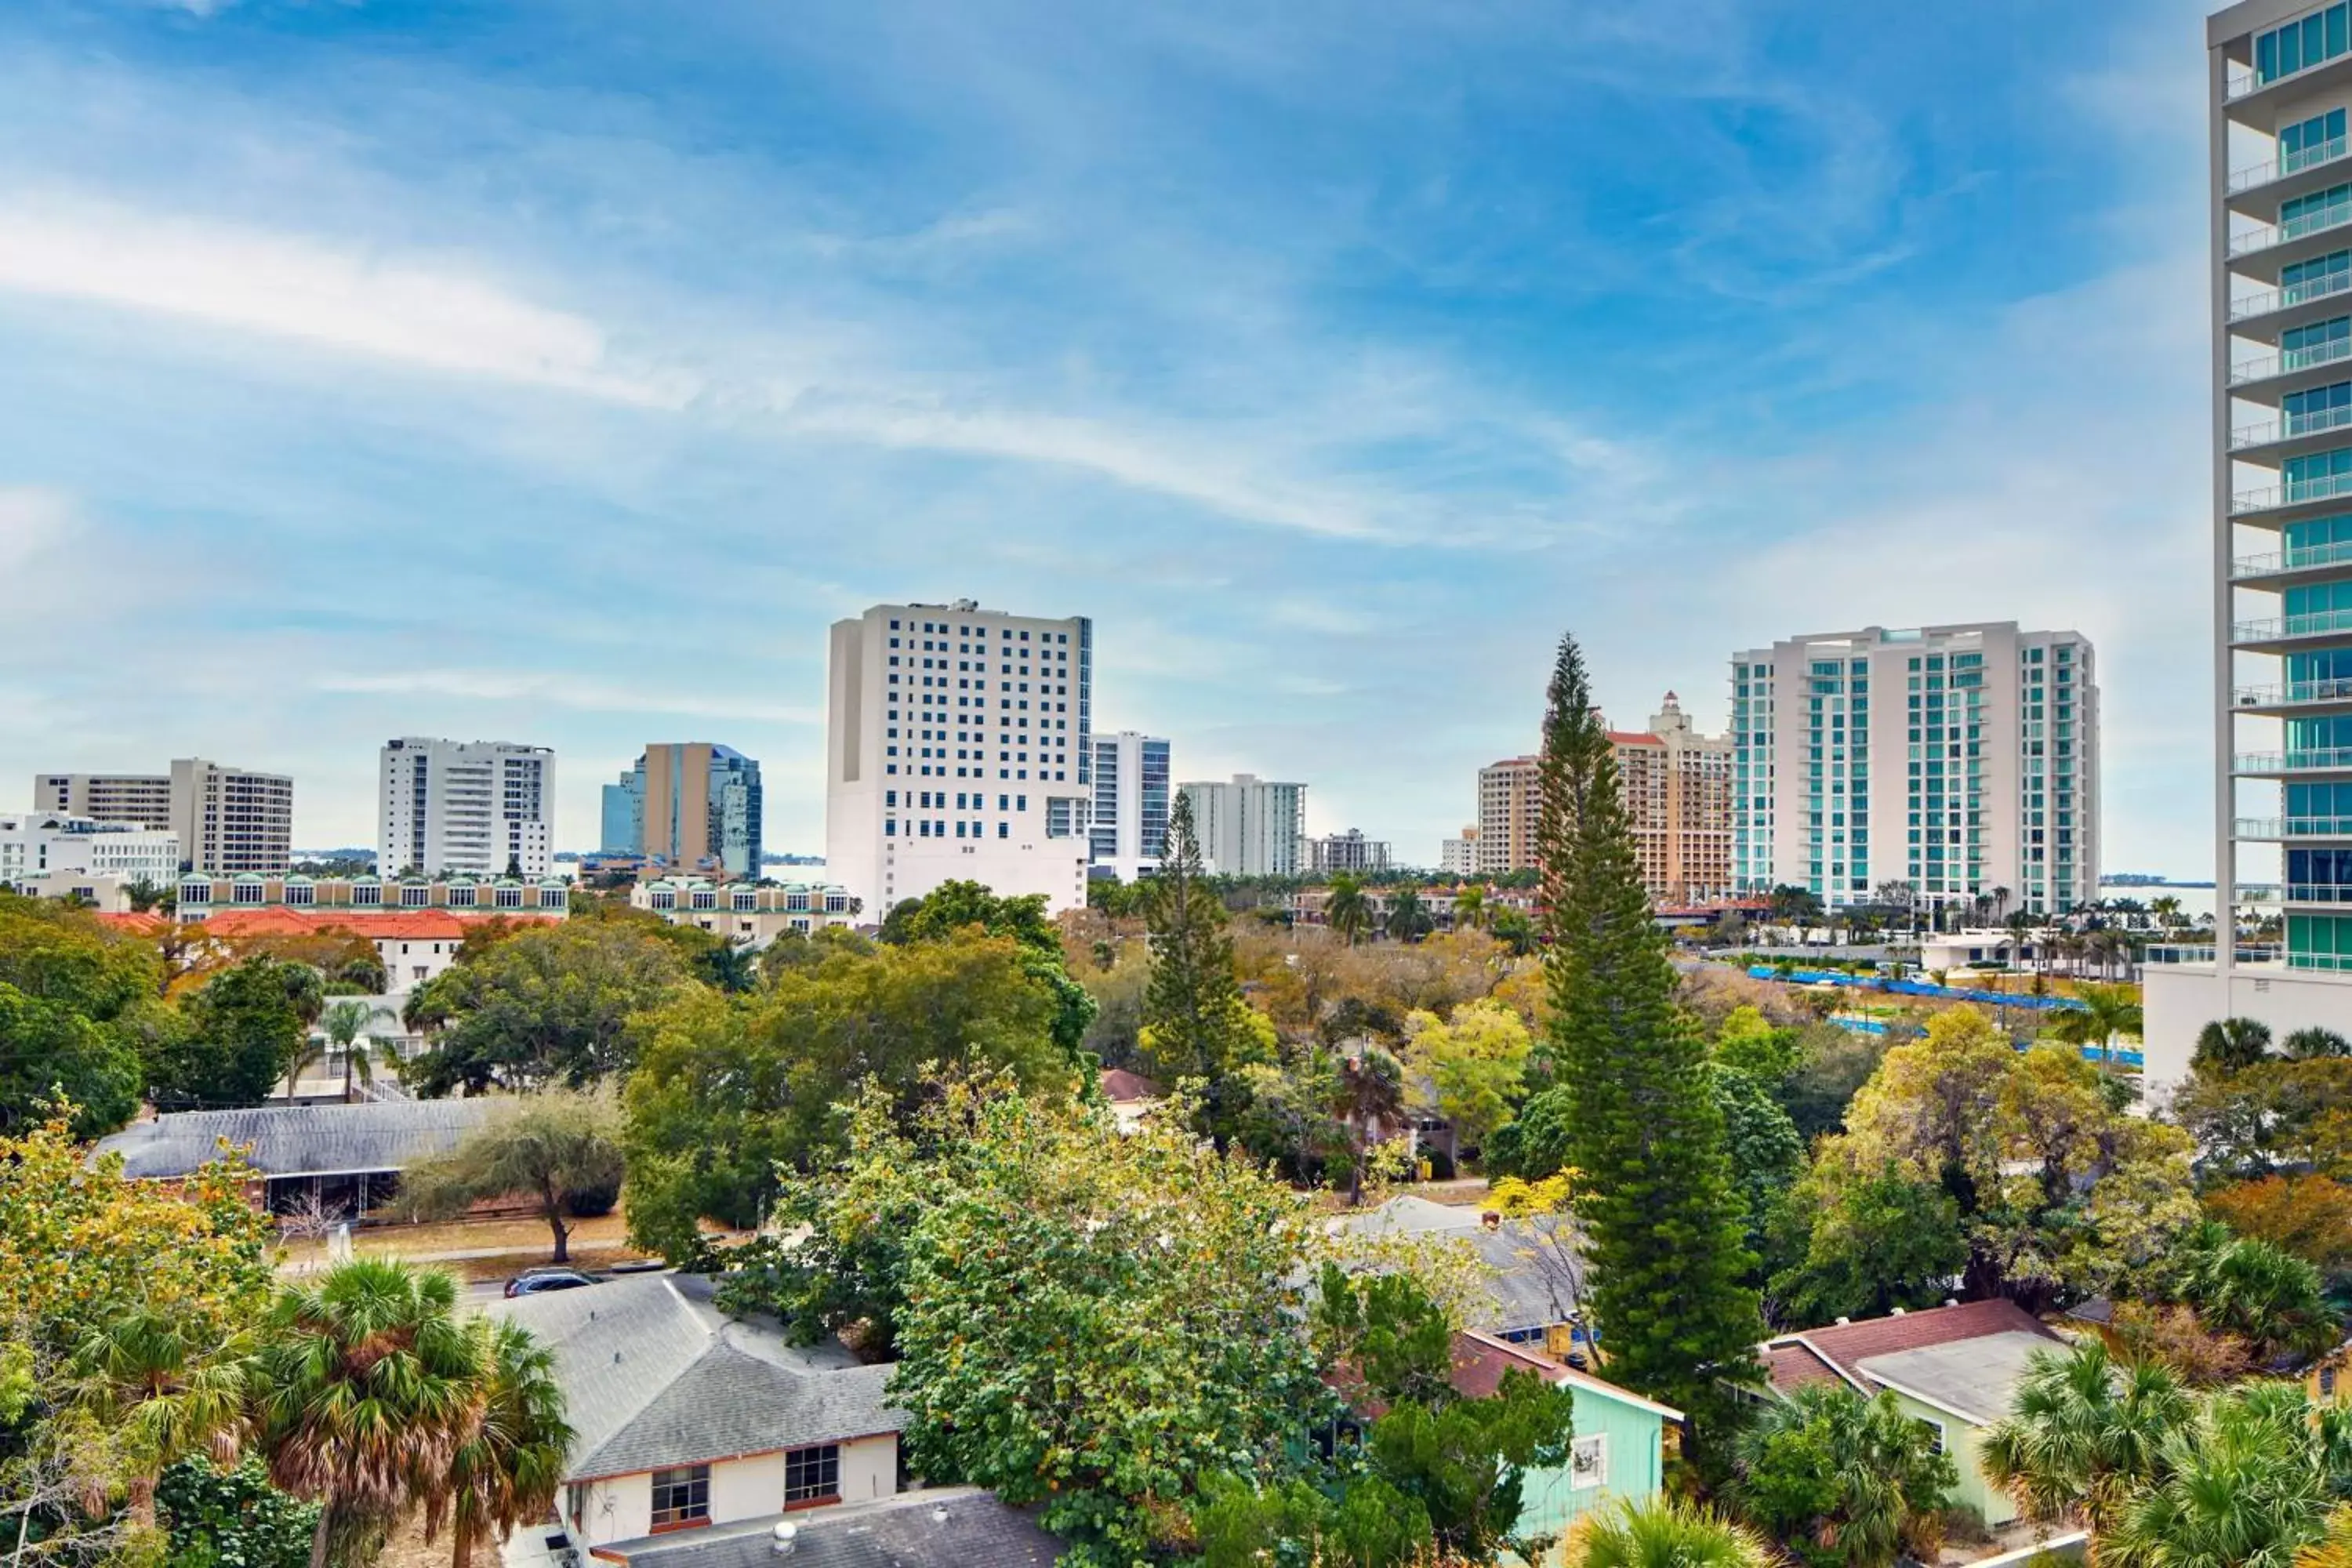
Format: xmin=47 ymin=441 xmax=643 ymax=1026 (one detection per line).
xmin=2107 ymin=1383 xmax=2341 ymax=1568
xmin=2285 ymin=1026 xmax=2352 ymax=1060
xmin=311 ymin=999 xmax=397 ymax=1102
xmin=1490 ymin=908 xmax=1538 ymax=957
xmin=1733 ymin=1384 xmax=1955 ymax=1568
xmin=1980 ymin=1341 xmax=2190 ymax=1532
xmin=426 ymin=1316 xmax=572 ymax=1568
xmin=71 ymin=1312 xmax=252 ymax=1526
xmin=1563 ymin=1497 xmax=1774 ymax=1568
xmin=1325 ymin=873 xmax=1372 ymax=947
xmin=1330 ymin=1047 xmax=1405 ymax=1207
xmin=254 ymin=1258 xmax=485 ymax=1568
xmin=2195 ymin=1017 xmax=2275 ymax=1073
xmin=1452 ymin=884 xmax=1490 ymax=932
xmin=1385 ymin=887 xmax=1435 ymax=945
xmin=2176 ymin=1224 xmax=2339 ymax=1364
xmin=2048 ymin=982 xmax=2145 ymax=1065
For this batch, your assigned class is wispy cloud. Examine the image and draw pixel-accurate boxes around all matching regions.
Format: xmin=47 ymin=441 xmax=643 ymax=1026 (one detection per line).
xmin=311 ymin=670 xmax=821 ymax=725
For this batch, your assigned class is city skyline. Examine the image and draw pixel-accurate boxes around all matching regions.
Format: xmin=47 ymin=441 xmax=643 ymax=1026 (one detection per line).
xmin=0 ymin=0 xmax=2218 ymax=872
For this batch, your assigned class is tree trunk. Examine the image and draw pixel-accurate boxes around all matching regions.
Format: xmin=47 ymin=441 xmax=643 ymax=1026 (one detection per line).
xmin=309 ymin=1504 xmax=334 ymax=1568
xmin=550 ymin=1209 xmax=571 ymax=1264
xmin=452 ymin=1521 xmax=474 ymax=1568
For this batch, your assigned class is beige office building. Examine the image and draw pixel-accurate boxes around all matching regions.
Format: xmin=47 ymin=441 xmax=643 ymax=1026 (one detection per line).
xmin=169 ymin=758 xmax=295 ymax=876
xmin=31 ymin=772 xmax=173 ymax=829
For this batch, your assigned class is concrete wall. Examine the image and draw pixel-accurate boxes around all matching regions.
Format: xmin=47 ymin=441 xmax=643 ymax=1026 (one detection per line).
xmin=564 ymin=1435 xmax=900 ymax=1549
xmin=2144 ymin=964 xmax=2352 ymax=1098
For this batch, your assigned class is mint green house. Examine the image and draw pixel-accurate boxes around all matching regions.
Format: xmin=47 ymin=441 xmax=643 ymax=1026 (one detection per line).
xmin=1448 ymin=1332 xmax=1682 ymax=1543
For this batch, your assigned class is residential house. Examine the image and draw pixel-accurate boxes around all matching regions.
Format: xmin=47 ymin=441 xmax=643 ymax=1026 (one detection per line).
xmin=1326 ymin=1196 xmax=1584 ymax=1353
xmin=1098 ymin=1068 xmax=1163 ymax=1131
xmin=496 ymin=1274 xmax=906 ymax=1556
xmin=93 ymin=1098 xmax=499 ymax=1216
xmin=1756 ymin=1300 xmax=2067 ymax=1530
xmin=553 ymin=1486 xmax=1063 ymax=1568
xmin=1448 ymin=1333 xmax=1679 ymax=1542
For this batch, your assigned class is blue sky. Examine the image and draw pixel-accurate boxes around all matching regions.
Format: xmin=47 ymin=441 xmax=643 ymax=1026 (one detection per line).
xmin=0 ymin=0 xmax=2214 ymax=870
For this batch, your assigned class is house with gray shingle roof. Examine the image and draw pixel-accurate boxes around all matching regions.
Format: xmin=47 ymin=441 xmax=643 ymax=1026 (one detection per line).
xmin=495 ymin=1273 xmax=908 ymax=1558
xmin=93 ymin=1098 xmax=500 ymax=1214
xmin=1324 ymin=1196 xmax=1587 ymax=1352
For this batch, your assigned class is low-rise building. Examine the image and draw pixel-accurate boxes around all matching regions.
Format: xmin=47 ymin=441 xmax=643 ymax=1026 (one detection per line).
xmin=174 ymin=872 xmax=572 ymax=920
xmin=629 ymin=879 xmax=858 ymax=948
xmin=1303 ymin=829 xmax=1392 ymax=874
xmin=497 ymin=1273 xmax=906 ymax=1555
xmin=0 ymin=811 xmax=180 ymax=896
xmin=94 ymin=1098 xmax=500 ymax=1214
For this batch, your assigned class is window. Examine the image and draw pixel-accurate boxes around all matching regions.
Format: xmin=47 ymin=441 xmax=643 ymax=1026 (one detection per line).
xmin=1569 ymin=1435 xmax=1608 ymax=1490
xmin=1916 ymin=1418 xmax=1947 ymax=1457
xmin=651 ymin=1465 xmax=710 ymax=1528
xmin=785 ymin=1443 xmax=841 ymax=1505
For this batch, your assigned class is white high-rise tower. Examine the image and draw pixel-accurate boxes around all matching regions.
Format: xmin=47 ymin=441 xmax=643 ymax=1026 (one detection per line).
xmin=378 ymin=739 xmax=555 ymax=878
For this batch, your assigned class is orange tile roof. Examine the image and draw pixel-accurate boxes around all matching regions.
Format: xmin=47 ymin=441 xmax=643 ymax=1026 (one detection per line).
xmin=95 ymin=913 xmax=170 ymax=936
xmin=191 ymin=909 xmax=557 ymax=942
xmin=1607 ymin=731 xmax=1666 ymax=747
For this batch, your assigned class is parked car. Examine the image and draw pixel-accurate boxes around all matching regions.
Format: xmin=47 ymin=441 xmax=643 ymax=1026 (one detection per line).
xmin=504 ymin=1267 xmax=599 ymax=1298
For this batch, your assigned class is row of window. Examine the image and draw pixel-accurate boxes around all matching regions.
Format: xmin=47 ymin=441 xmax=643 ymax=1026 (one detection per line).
xmin=890 ymin=617 xmax=1071 ymax=644
xmin=2256 ymin=5 xmax=2352 ymax=86
xmin=648 ymin=1445 xmax=840 ymax=1528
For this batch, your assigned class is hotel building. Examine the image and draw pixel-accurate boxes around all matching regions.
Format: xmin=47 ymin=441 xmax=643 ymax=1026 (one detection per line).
xmin=602 ymin=744 xmax=763 ymax=880
xmin=2148 ymin=2 xmax=2352 ymax=1090
xmin=825 ymin=599 xmax=1093 ymax=914
xmin=1730 ymin=624 xmax=2099 ymax=917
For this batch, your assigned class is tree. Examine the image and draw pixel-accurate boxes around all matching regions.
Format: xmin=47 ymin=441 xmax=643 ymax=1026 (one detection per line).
xmin=0 ymin=982 xmax=142 ymax=1137
xmin=428 ymin=1316 xmax=572 ymax=1568
xmin=1327 ymin=873 xmax=1374 ymax=946
xmin=286 ymin=999 xmax=392 ymax=1103
xmin=1706 ymin=1063 xmax=1805 ymax=1259
xmin=2288 ymin=1027 xmax=2352 ymax=1060
xmin=2203 ymin=1174 xmax=2352 ymax=1274
xmin=165 ymin=956 xmax=321 ymax=1109
xmin=1366 ymin=1368 xmax=1578 ymax=1560
xmin=2046 ymin=982 xmax=2144 ymax=1065
xmin=1386 ymin=887 xmax=1436 ymax=945
xmin=1535 ymin=630 xmax=1761 ymax=1446
xmin=2172 ymin=1058 xmax=2352 ymax=1184
xmin=155 ymin=1457 xmax=321 ymax=1568
xmin=1139 ymin=793 xmax=1265 ymax=1138
xmin=1190 ymin=1471 xmax=1431 ymax=1568
xmin=872 ymin=1076 xmax=1330 ymax=1563
xmin=2106 ymin=1383 xmax=2347 ymax=1568
xmin=1312 ymin=1263 xmax=1454 ymax=1410
xmin=1453 ymin=886 xmax=1490 ymax=933
xmin=2195 ymin=1017 xmax=2274 ymax=1073
xmin=1331 ymin=1047 xmax=1407 ymax=1207
xmin=1714 ymin=1006 xmax=1806 ymax=1087
xmin=1490 ymin=908 xmax=1538 ymax=957
xmin=252 ymin=1259 xmax=485 ymax=1568
xmin=405 ymin=919 xmax=695 ymax=1094
xmin=877 ymin=880 xmax=1098 ymax=1059
xmin=1733 ymin=1385 xmax=1956 ymax=1568
xmin=1403 ymin=1000 xmax=1532 ymax=1156
xmin=401 ymin=1091 xmax=626 ymax=1263
xmin=2167 ymin=1221 xmax=2340 ymax=1363
xmin=70 ymin=1311 xmax=253 ymax=1527
xmin=1765 ymin=1163 xmax=1967 ymax=1326
xmin=623 ymin=929 xmax=1071 ymax=1261
xmin=1561 ymin=1498 xmax=1775 ymax=1568
xmin=1979 ymin=1341 xmax=2190 ymax=1532
xmin=0 ymin=895 xmax=164 ymax=1133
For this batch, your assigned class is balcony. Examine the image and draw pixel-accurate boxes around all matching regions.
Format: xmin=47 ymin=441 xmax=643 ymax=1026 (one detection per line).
xmin=2232 ymin=605 xmax=2352 ymax=648
xmin=2230 ymin=334 xmax=2352 ymax=393
xmin=2232 ymin=401 xmax=2352 ymax=453
xmin=2234 ymin=675 xmax=2352 ymax=712
xmin=2234 ymin=815 xmax=2352 ymax=837
xmin=2237 ymin=746 xmax=2352 ymax=774
xmin=2231 ymin=466 xmax=2352 ymax=516
xmin=2230 ymin=134 xmax=2352 ymax=198
xmin=2230 ymin=192 xmax=2352 ymax=263
xmin=2143 ymin=943 xmax=2284 ymax=965
xmin=2231 ymin=267 xmax=2352 ymax=328
xmin=2233 ymin=538 xmax=2352 ymax=583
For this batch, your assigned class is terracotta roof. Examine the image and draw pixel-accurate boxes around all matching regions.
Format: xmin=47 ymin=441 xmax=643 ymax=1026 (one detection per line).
xmin=1098 ymin=1069 xmax=1163 ymax=1102
xmin=1606 ymin=731 xmax=1666 ymax=747
xmin=191 ymin=909 xmax=556 ymax=941
xmin=95 ymin=913 xmax=169 ymax=935
xmin=1762 ymin=1299 xmax=2061 ymax=1399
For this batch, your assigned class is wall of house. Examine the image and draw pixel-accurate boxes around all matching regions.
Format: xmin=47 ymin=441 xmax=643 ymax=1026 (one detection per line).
xmin=1515 ymin=1388 xmax=1665 ymax=1544
xmin=564 ymin=1436 xmax=901 ymax=1549
xmin=1876 ymin=1388 xmax=2013 ymax=1528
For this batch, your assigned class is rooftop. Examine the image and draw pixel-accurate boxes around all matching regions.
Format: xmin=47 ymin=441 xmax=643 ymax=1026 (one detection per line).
xmin=1857 ymin=1331 xmax=2065 ymax=1427
xmin=1760 ymin=1299 xmax=2064 ymax=1416
xmin=585 ymin=1486 xmax=1062 ymax=1568
xmin=93 ymin=1097 xmax=500 ymax=1180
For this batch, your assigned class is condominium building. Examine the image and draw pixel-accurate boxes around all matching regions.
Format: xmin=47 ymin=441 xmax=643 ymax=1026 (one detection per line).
xmin=2147 ymin=3 xmax=2352 ymax=1091
xmin=1475 ymin=759 xmax=1539 ymax=877
xmin=630 ymin=877 xmax=858 ymax=949
xmin=0 ymin=811 xmax=180 ymax=892
xmin=169 ymin=759 xmax=294 ymax=876
xmin=1303 ymin=829 xmax=1392 ymax=874
xmin=378 ymin=739 xmax=555 ymax=879
xmin=1439 ymin=828 xmax=1479 ymax=875
xmin=601 ymin=744 xmax=764 ymax=880
xmin=30 ymin=773 xmax=172 ymax=829
xmin=1089 ymin=731 xmax=1171 ymax=883
xmin=1179 ymin=774 xmax=1307 ymax=877
xmin=825 ymin=599 xmax=1093 ymax=914
xmin=1614 ymin=692 xmax=1737 ymax=906
xmin=1730 ymin=624 xmax=2100 ymax=916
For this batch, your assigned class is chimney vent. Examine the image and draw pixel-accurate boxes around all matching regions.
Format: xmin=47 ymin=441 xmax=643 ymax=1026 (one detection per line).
xmin=1835 ymin=1316 xmax=1850 ymax=1327
xmin=1890 ymin=1306 xmax=1906 ymax=1316
xmin=773 ymin=1523 xmax=799 ymax=1558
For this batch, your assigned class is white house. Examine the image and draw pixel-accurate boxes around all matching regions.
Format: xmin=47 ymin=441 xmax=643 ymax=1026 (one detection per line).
xmin=495 ymin=1274 xmax=905 ymax=1554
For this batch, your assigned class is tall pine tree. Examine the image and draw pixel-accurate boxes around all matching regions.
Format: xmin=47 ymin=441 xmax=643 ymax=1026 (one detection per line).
xmin=1141 ymin=790 xmax=1263 ymax=1139
xmin=1537 ymin=631 xmax=1762 ymax=1450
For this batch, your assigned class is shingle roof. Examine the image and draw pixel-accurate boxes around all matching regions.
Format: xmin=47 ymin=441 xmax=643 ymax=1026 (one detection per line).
xmin=93 ymin=1098 xmax=500 ymax=1179
xmin=1324 ymin=1197 xmax=1583 ymax=1334
xmin=1097 ymin=1069 xmax=1163 ymax=1102
xmin=588 ymin=1488 xmax=1062 ymax=1568
xmin=1449 ymin=1331 xmax=1682 ymax=1420
xmin=1761 ymin=1299 xmax=2063 ymax=1403
xmin=1857 ymin=1331 xmax=2067 ymax=1426
xmin=496 ymin=1274 xmax=904 ymax=1483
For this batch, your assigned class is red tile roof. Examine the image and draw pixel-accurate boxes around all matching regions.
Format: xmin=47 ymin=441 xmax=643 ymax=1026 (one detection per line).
xmin=191 ymin=909 xmax=557 ymax=942
xmin=95 ymin=913 xmax=170 ymax=936
xmin=1099 ymin=1069 xmax=1163 ymax=1102
xmin=1607 ymin=731 xmax=1666 ymax=747
xmin=1762 ymin=1299 xmax=2060 ymax=1399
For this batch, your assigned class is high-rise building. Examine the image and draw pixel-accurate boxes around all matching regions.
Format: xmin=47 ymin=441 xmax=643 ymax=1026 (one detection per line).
xmin=34 ymin=760 xmax=291 ymax=874
xmin=1475 ymin=758 xmax=1540 ymax=877
xmin=1089 ymin=731 xmax=1171 ymax=883
xmin=30 ymin=773 xmax=172 ymax=829
xmin=1303 ymin=829 xmax=1392 ymax=874
xmin=2146 ymin=5 xmax=2352 ymax=1090
xmin=826 ymin=599 xmax=1093 ymax=914
xmin=1730 ymin=624 xmax=2100 ymax=916
xmin=602 ymin=744 xmax=764 ymax=880
xmin=1439 ymin=827 xmax=1479 ymax=875
xmin=378 ymin=739 xmax=555 ymax=879
xmin=1614 ymin=693 xmax=1736 ymax=906
xmin=1178 ymin=775 xmax=1307 ymax=877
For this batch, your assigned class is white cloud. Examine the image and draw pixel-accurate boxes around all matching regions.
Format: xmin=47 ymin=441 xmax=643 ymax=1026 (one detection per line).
xmin=0 ymin=486 xmax=74 ymax=570
xmin=0 ymin=195 xmax=697 ymax=407
xmin=312 ymin=669 xmax=819 ymax=725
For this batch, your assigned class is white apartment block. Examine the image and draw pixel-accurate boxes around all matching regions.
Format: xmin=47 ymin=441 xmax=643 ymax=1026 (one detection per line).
xmin=1731 ymin=624 xmax=2100 ymax=916
xmin=379 ymin=738 xmax=555 ymax=879
xmin=1089 ymin=731 xmax=1172 ymax=883
xmin=2146 ymin=3 xmax=2352 ymax=1094
xmin=1179 ymin=774 xmax=1307 ymax=877
xmin=0 ymin=812 xmax=180 ymax=893
xmin=31 ymin=773 xmax=172 ymax=829
xmin=1304 ymin=829 xmax=1392 ymax=874
xmin=1439 ymin=828 xmax=1479 ymax=875
xmin=826 ymin=599 xmax=1094 ymax=915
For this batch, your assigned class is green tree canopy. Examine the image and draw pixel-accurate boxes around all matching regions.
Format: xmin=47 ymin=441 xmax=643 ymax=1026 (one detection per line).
xmin=1139 ymin=792 xmax=1265 ymax=1139
xmin=1733 ymin=1384 xmax=1956 ymax=1568
xmin=622 ymin=928 xmax=1072 ymax=1261
xmin=877 ymin=879 xmax=1097 ymax=1058
xmin=158 ymin=956 xmax=325 ymax=1110
xmin=402 ymin=1090 xmax=626 ymax=1264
